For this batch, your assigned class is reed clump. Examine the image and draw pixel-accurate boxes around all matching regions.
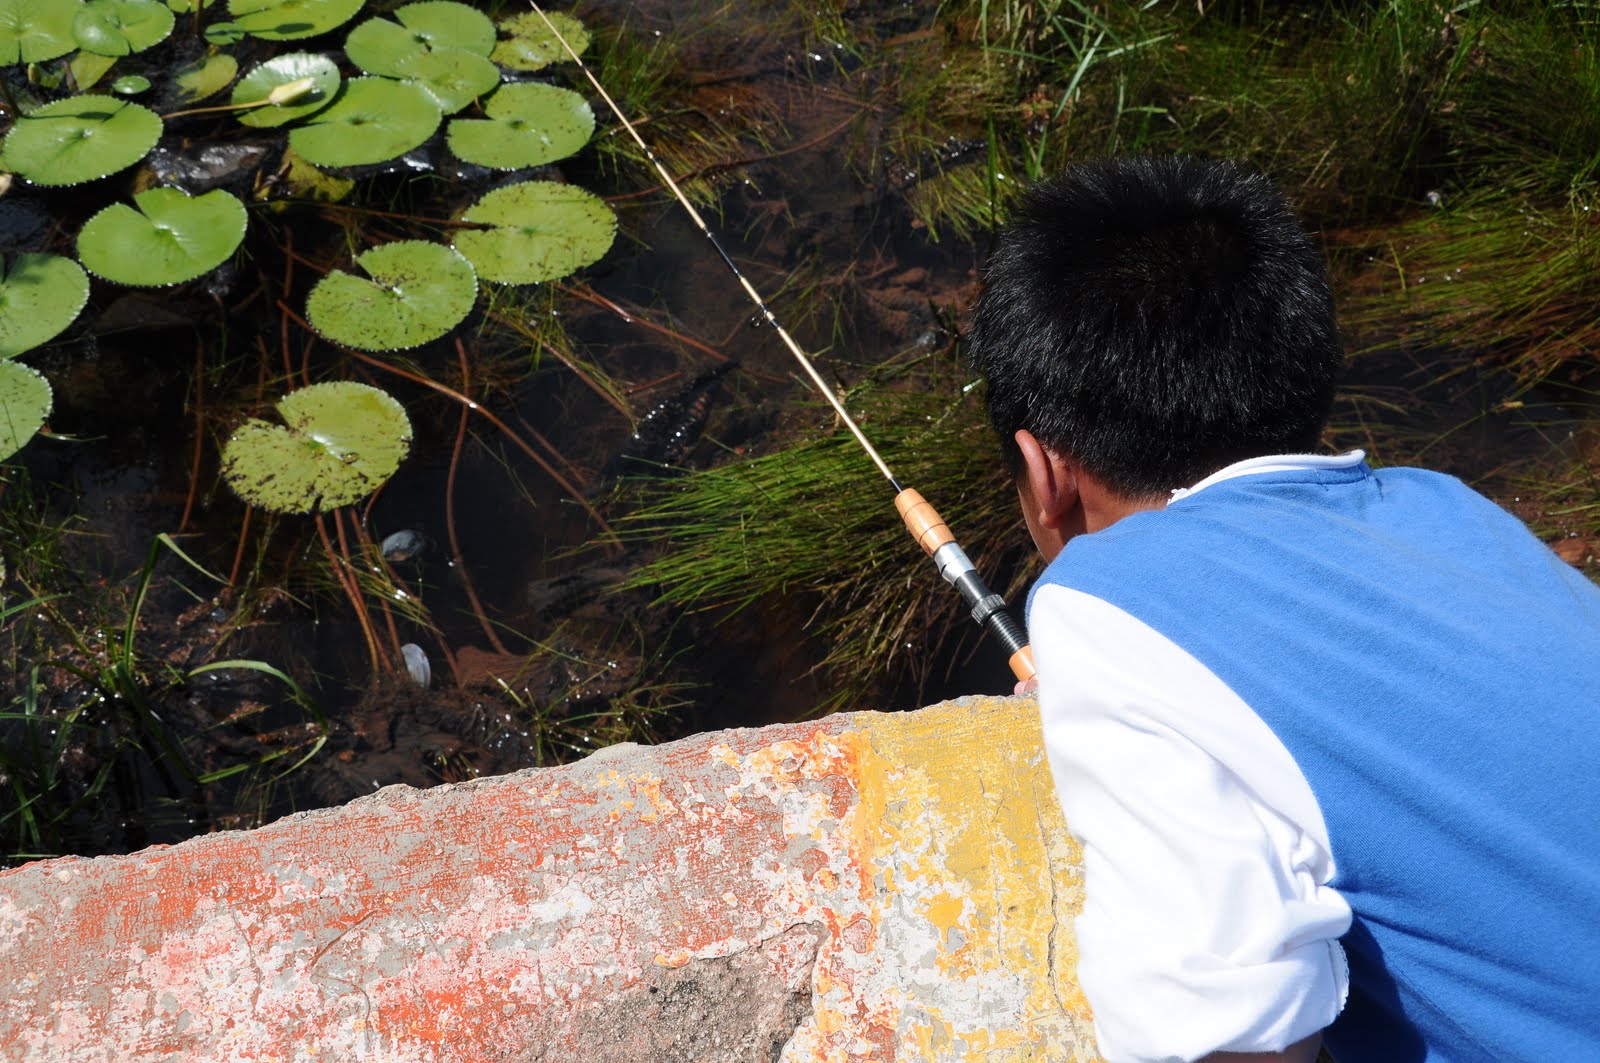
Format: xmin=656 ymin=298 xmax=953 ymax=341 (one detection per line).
xmin=619 ymin=355 xmax=1035 ymax=708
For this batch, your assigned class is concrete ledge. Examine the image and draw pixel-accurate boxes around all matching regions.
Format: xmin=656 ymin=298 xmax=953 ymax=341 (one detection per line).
xmin=0 ymin=695 xmax=1097 ymax=1061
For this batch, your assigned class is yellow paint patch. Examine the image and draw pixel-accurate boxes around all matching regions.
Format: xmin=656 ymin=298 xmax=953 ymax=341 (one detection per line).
xmin=848 ymin=695 xmax=1098 ymax=1061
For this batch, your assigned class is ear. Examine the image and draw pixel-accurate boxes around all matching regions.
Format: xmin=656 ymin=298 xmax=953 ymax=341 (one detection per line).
xmin=1015 ymin=429 xmax=1079 ymax=530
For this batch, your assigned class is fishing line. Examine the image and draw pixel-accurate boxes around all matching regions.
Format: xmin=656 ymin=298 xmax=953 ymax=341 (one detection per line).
xmin=528 ymin=2 xmax=1037 ymax=684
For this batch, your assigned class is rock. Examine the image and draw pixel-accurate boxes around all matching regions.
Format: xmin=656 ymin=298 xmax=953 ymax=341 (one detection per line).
xmin=0 ymin=695 xmax=1096 ymax=1061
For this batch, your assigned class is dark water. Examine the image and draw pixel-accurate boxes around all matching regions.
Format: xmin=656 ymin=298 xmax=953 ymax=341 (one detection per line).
xmin=3 ymin=0 xmax=1590 ymax=860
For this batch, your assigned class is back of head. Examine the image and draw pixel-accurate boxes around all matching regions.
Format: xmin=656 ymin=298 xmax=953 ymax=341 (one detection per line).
xmin=969 ymin=155 xmax=1344 ymax=498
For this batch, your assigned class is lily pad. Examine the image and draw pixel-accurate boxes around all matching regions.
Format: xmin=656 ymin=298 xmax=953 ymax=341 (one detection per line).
xmin=1 ymin=96 xmax=163 ymax=187
xmin=452 ymin=180 xmax=615 ymax=284
xmin=77 ymin=187 xmax=247 ymax=286
xmin=112 ymin=74 xmax=152 ymax=95
xmin=447 ymin=83 xmax=593 ymax=170
xmin=394 ymin=47 xmax=499 ymax=114
xmin=288 ymin=78 xmax=442 ymax=168
xmin=0 ymin=361 xmax=51 ymax=462
xmin=307 ymin=240 xmax=477 ymax=350
xmin=227 ymin=0 xmax=363 ymax=40
xmin=0 ymin=0 xmax=79 ymax=65
xmin=221 ymin=382 xmax=412 ymax=513
xmin=172 ymin=51 xmax=239 ymax=104
xmin=232 ymin=52 xmax=338 ymax=127
xmin=0 ymin=254 xmax=90 ymax=360
xmin=344 ymin=1 xmax=494 ymax=73
xmin=491 ymin=10 xmax=588 ymax=72
xmin=74 ymin=0 xmax=176 ymax=56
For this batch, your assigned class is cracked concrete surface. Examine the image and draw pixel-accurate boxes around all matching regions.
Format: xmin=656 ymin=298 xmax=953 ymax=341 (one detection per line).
xmin=0 ymin=695 xmax=1098 ymax=1062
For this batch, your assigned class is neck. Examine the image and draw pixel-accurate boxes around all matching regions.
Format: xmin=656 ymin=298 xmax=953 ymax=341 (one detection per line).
xmin=1079 ymin=476 xmax=1166 ymax=534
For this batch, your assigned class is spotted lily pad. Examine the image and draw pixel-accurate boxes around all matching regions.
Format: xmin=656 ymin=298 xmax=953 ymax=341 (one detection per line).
xmin=447 ymin=83 xmax=593 ymax=170
xmin=0 ymin=0 xmax=79 ymax=65
xmin=2 ymin=96 xmax=163 ymax=187
xmin=227 ymin=0 xmax=364 ymax=40
xmin=172 ymin=51 xmax=239 ymax=104
xmin=307 ymin=240 xmax=477 ymax=351
xmin=73 ymin=0 xmax=176 ymax=56
xmin=491 ymin=10 xmax=588 ymax=72
xmin=77 ymin=187 xmax=247 ymax=286
xmin=344 ymin=1 xmax=495 ymax=72
xmin=288 ymin=77 xmax=442 ymax=168
xmin=222 ymin=382 xmax=412 ymax=513
xmin=232 ymin=52 xmax=338 ymax=127
xmin=0 ymin=361 xmax=52 ymax=462
xmin=452 ymin=180 xmax=615 ymax=284
xmin=0 ymin=254 xmax=90 ymax=360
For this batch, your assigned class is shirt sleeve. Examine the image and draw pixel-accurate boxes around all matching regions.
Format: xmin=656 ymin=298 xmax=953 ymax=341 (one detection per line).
xmin=1030 ymin=584 xmax=1352 ymax=1063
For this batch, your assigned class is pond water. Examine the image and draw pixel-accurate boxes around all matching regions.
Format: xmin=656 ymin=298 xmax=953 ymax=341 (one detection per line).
xmin=2 ymin=0 xmax=1590 ymax=862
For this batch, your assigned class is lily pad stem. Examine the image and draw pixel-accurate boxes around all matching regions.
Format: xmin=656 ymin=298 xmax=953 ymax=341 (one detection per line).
xmin=272 ymin=299 xmax=622 ymax=551
xmin=164 ymin=78 xmax=316 ymax=120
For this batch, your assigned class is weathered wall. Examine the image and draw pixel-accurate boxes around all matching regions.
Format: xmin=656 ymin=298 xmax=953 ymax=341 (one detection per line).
xmin=0 ymin=694 xmax=1098 ymax=1062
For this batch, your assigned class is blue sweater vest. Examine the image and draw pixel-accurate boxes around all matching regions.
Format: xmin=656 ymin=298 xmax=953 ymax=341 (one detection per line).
xmin=1032 ymin=463 xmax=1600 ymax=1061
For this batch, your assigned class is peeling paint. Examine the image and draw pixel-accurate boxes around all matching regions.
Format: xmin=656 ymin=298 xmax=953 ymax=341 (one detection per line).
xmin=0 ymin=695 xmax=1097 ymax=1062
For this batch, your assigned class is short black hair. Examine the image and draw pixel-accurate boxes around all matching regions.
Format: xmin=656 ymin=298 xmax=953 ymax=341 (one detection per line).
xmin=968 ymin=155 xmax=1343 ymax=497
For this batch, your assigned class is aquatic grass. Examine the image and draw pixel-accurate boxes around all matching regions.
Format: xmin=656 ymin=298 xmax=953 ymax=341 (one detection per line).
xmin=619 ymin=357 xmax=1035 ymax=708
xmin=1437 ymin=5 xmax=1600 ymax=196
xmin=0 ymin=510 xmax=329 ymax=861
xmin=1347 ymin=189 xmax=1600 ymax=385
xmin=585 ymin=12 xmax=779 ymax=210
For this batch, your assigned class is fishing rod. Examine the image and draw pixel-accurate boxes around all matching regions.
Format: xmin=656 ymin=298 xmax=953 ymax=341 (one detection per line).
xmin=529 ymin=3 xmax=1037 ymax=686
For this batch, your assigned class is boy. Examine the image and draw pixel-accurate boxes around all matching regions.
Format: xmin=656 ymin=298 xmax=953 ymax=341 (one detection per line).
xmin=968 ymin=155 xmax=1600 ymax=1062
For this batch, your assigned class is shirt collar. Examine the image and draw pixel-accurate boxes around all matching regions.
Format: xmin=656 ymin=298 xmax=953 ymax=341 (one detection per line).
xmin=1168 ymin=450 xmax=1367 ymax=503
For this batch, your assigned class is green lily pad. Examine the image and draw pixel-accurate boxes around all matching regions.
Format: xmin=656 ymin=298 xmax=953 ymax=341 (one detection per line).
xmin=232 ymin=52 xmax=338 ymax=127
xmin=172 ymin=51 xmax=239 ymax=104
xmin=0 ymin=361 xmax=52 ymax=462
xmin=1 ymin=96 xmax=163 ymax=187
xmin=0 ymin=0 xmax=79 ymax=65
xmin=222 ymin=382 xmax=412 ymax=513
xmin=288 ymin=77 xmax=442 ymax=168
xmin=74 ymin=0 xmax=175 ymax=56
xmin=491 ymin=10 xmax=588 ymax=72
xmin=307 ymin=240 xmax=477 ymax=351
xmin=77 ymin=187 xmax=247 ymax=286
xmin=394 ymin=47 xmax=499 ymax=114
xmin=112 ymin=74 xmax=152 ymax=95
xmin=344 ymin=1 xmax=494 ymax=73
xmin=227 ymin=0 xmax=363 ymax=40
xmin=452 ymin=180 xmax=615 ymax=285
xmin=447 ymin=82 xmax=593 ymax=170
xmin=0 ymin=254 xmax=90 ymax=360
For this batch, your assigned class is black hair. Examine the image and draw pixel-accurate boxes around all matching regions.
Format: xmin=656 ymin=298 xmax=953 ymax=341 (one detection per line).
xmin=968 ymin=155 xmax=1344 ymax=497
